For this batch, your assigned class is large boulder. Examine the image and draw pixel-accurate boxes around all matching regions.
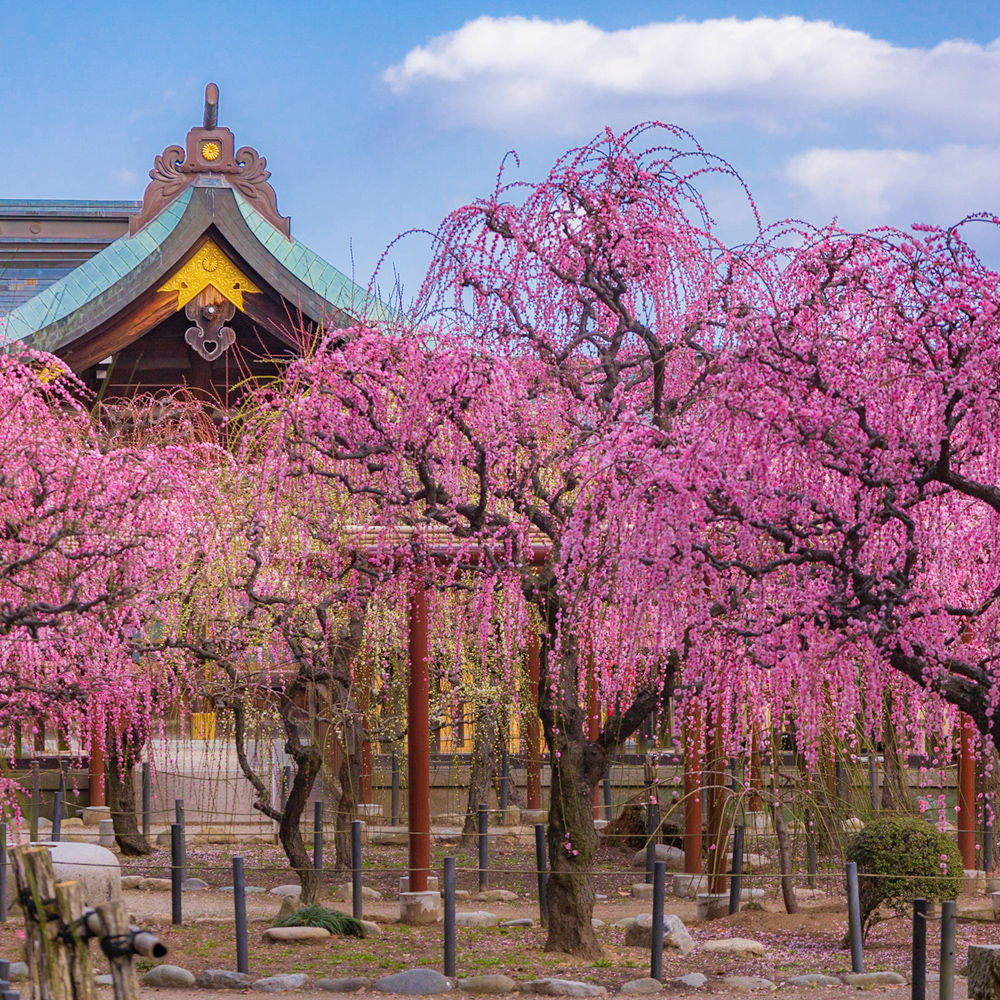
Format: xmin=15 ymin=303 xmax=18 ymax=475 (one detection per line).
xmin=970 ymin=946 xmax=1000 ymax=1000
xmin=631 ymin=845 xmax=685 ymax=871
xmin=8 ymin=842 xmax=120 ymax=908
xmin=623 ymin=914 xmax=695 ymax=956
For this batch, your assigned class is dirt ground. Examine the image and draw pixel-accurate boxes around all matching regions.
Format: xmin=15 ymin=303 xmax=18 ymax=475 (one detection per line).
xmin=2 ymin=837 xmax=993 ymax=997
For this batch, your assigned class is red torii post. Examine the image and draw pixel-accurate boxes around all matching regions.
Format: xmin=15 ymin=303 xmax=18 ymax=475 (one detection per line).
xmin=958 ymin=713 xmax=977 ymax=871
xmin=526 ymin=631 xmax=542 ymax=811
xmin=408 ymin=576 xmax=431 ymax=893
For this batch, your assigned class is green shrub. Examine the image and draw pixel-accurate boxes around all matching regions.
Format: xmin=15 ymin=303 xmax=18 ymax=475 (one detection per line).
xmin=846 ymin=815 xmax=962 ymax=937
xmin=273 ymin=903 xmax=367 ymax=937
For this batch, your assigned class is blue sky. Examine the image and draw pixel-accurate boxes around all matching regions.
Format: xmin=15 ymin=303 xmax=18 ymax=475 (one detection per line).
xmin=2 ymin=1 xmax=999 ymax=294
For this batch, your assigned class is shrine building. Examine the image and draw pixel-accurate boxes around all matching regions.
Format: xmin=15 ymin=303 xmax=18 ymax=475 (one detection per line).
xmin=0 ymin=84 xmax=382 ymax=403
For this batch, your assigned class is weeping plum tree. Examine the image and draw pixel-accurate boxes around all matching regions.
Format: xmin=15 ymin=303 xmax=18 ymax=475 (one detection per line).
xmin=277 ymin=124 xmax=754 ymax=955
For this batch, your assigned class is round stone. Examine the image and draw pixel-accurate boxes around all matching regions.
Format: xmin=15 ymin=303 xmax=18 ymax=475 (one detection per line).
xmin=457 ymin=975 xmax=517 ymax=994
xmin=142 ymin=965 xmax=196 ymax=987
xmin=252 ymin=973 xmax=309 ymax=992
xmin=374 ymin=969 xmax=455 ymax=995
xmin=456 ymin=910 xmax=499 ymax=927
xmin=197 ymin=970 xmax=254 ymax=989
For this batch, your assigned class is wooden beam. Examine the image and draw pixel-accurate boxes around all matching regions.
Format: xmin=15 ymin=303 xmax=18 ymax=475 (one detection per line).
xmin=60 ymin=292 xmax=179 ymax=372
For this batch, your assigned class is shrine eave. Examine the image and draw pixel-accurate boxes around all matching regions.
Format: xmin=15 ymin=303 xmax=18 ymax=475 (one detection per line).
xmin=1 ymin=183 xmax=387 ymax=361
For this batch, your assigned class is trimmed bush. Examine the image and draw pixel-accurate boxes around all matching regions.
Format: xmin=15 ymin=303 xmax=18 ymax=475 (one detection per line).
xmin=846 ymin=814 xmax=962 ymax=937
xmin=273 ymin=903 xmax=366 ymax=937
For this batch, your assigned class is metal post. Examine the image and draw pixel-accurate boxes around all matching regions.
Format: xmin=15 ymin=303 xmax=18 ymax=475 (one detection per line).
xmin=478 ymin=803 xmax=489 ymax=890
xmin=313 ymin=800 xmax=323 ymax=873
xmin=390 ymin=752 xmax=400 ymax=827
xmin=141 ymin=763 xmax=151 ymax=837
xmin=170 ymin=823 xmax=183 ymax=925
xmin=534 ymin=823 xmax=548 ymax=928
xmin=645 ymin=797 xmax=658 ymax=884
xmin=0 ymin=824 xmax=7 ymax=923
xmin=175 ymin=798 xmax=187 ymax=882
xmin=30 ymin=763 xmax=39 ymax=842
xmin=351 ymin=819 xmax=363 ymax=920
xmin=869 ymin=755 xmax=878 ymax=812
xmin=51 ymin=791 xmax=62 ymax=842
xmin=650 ymin=860 xmax=666 ymax=982
xmin=911 ymin=898 xmax=926 ymax=1000
xmin=603 ymin=778 xmax=612 ymax=821
xmin=846 ymin=862 xmax=863 ymax=973
xmin=443 ymin=856 xmax=456 ymax=978
xmin=805 ymin=807 xmax=817 ymax=890
xmin=728 ymin=824 xmax=744 ymax=915
xmin=232 ymin=856 xmax=249 ymax=975
xmin=408 ymin=577 xmax=431 ymax=893
xmin=499 ymin=748 xmax=509 ymax=824
xmin=939 ymin=899 xmax=956 ymax=1000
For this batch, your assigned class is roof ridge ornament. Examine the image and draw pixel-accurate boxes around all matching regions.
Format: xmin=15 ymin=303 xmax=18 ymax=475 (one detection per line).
xmin=130 ymin=83 xmax=290 ymax=239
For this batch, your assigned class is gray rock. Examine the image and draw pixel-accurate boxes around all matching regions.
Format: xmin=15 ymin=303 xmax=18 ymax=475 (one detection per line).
xmin=8 ymin=963 xmax=27 ymax=983
xmin=374 ymin=969 xmax=454 ymax=995
xmin=624 ymin=914 xmax=695 ymax=956
xmin=721 ymin=977 xmax=776 ymax=992
xmin=252 ymin=973 xmax=309 ymax=992
xmin=631 ymin=845 xmax=685 ymax=871
xmin=219 ymin=884 xmax=267 ymax=893
xmin=262 ymin=925 xmax=330 ymax=942
xmin=121 ymin=875 xmax=143 ymax=890
xmin=196 ymin=970 xmax=254 ymax=989
xmin=474 ymin=889 xmax=519 ymax=903
xmin=95 ymin=974 xmax=114 ymax=986
xmin=631 ymin=884 xmax=655 ymax=900
xmin=591 ymin=918 xmax=606 ymax=928
xmin=786 ymin=975 xmax=842 ymax=987
xmin=840 ymin=972 xmax=906 ymax=988
xmin=457 ymin=975 xmax=517 ymax=994
xmin=619 ymin=978 xmax=663 ymax=994
xmin=143 ymin=965 xmax=197 ymax=987
xmin=521 ymin=980 xmax=608 ymax=997
xmin=676 ymin=974 xmax=707 ymax=989
xmin=611 ymin=917 xmax=637 ymax=929
xmin=361 ymin=919 xmax=383 ymax=938
xmin=335 ymin=883 xmax=383 ymax=901
xmin=500 ymin=918 xmax=534 ymax=928
xmin=702 ymin=938 xmax=766 ymax=957
xmin=138 ymin=876 xmax=172 ymax=891
xmin=455 ymin=910 xmax=499 ymax=927
xmin=182 ymin=877 xmax=210 ymax=891
xmin=969 ymin=944 xmax=1000 ymax=1000
xmin=269 ymin=884 xmax=302 ymax=897
xmin=316 ymin=978 xmax=371 ymax=993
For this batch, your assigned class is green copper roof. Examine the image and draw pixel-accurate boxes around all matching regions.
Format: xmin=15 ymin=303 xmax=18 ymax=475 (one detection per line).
xmin=1 ymin=190 xmax=193 ymax=347
xmin=233 ymin=191 xmax=390 ymax=324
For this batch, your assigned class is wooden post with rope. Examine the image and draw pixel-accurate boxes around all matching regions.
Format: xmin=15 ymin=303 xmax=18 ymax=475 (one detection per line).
xmin=11 ymin=845 xmax=163 ymax=1000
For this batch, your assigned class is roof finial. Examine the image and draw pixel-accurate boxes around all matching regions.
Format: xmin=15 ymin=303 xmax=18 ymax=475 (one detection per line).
xmin=203 ymin=83 xmax=219 ymax=130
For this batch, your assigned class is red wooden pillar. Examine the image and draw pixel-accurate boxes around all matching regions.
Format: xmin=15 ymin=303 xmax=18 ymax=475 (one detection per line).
xmin=408 ymin=577 xmax=431 ymax=892
xmin=684 ymin=703 xmax=702 ymax=874
xmin=89 ymin=724 xmax=105 ymax=807
xmin=587 ymin=663 xmax=601 ymax=819
xmin=707 ymin=704 xmax=727 ymax=894
xmin=526 ymin=630 xmax=541 ymax=811
xmin=958 ymin=713 xmax=976 ymax=870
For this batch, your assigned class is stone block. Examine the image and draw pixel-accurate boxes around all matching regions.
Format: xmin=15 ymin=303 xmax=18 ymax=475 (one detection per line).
xmin=98 ymin=819 xmax=115 ymax=848
xmin=702 ymin=938 xmax=766 ymax=957
xmin=696 ymin=892 xmax=729 ymax=920
xmin=631 ymin=883 xmax=655 ymax=900
xmin=400 ymin=874 xmax=440 ymax=893
xmin=841 ymin=972 xmax=906 ymax=988
xmin=672 ymin=874 xmax=707 ymax=898
xmin=262 ymin=926 xmax=330 ymax=942
xmin=968 ymin=944 xmax=1000 ymax=999
xmin=81 ymin=806 xmax=111 ymax=827
xmin=400 ymin=889 xmax=443 ymax=924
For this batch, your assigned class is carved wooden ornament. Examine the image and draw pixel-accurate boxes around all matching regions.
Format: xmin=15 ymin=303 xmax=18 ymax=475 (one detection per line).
xmin=158 ymin=239 xmax=262 ymax=361
xmin=131 ymin=84 xmax=291 ymax=237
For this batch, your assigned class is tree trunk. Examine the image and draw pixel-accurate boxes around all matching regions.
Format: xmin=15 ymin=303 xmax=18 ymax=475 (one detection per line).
xmin=534 ymin=596 xmax=667 ymax=957
xmin=280 ymin=745 xmax=323 ymax=904
xmin=461 ymin=702 xmax=498 ymax=847
xmin=770 ymin=763 xmax=798 ymax=914
xmin=105 ymin=726 xmax=151 ymax=856
xmin=334 ymin=692 xmax=364 ymax=869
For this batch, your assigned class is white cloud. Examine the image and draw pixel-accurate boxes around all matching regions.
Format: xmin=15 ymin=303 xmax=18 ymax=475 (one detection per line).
xmin=384 ymin=15 xmax=1000 ymax=137
xmin=785 ymin=145 xmax=1000 ymax=224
